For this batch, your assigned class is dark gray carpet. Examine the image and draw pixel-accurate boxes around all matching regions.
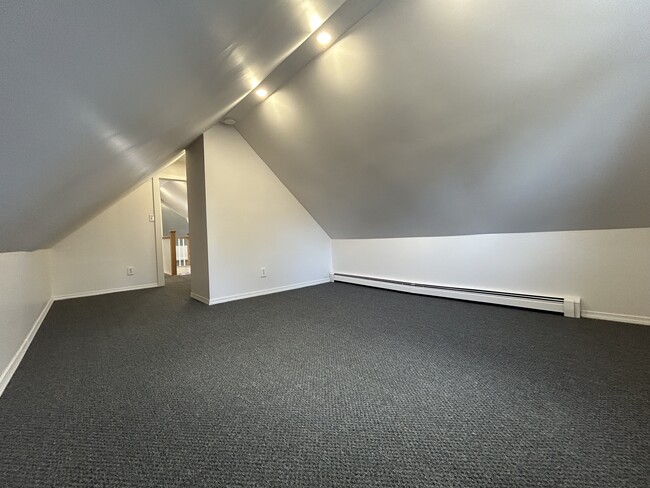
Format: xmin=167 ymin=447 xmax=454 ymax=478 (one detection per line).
xmin=1 ymin=277 xmax=649 ymax=487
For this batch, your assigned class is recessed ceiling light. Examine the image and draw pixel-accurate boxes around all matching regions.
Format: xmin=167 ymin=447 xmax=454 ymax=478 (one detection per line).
xmin=221 ymin=118 xmax=237 ymax=126
xmin=316 ymin=32 xmax=332 ymax=45
xmin=255 ymin=88 xmax=268 ymax=98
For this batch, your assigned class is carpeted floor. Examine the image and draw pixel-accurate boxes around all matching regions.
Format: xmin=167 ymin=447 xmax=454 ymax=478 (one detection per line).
xmin=1 ymin=277 xmax=648 ymax=487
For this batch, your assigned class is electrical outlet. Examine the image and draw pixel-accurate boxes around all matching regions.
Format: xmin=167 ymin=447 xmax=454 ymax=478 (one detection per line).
xmin=260 ymin=267 xmax=266 ymax=278
xmin=127 ymin=266 xmax=134 ymax=276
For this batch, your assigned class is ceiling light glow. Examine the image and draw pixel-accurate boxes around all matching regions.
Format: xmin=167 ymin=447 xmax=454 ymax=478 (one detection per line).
xmin=316 ymin=32 xmax=333 ymax=45
xmin=255 ymin=88 xmax=268 ymax=98
xmin=309 ymin=14 xmax=323 ymax=31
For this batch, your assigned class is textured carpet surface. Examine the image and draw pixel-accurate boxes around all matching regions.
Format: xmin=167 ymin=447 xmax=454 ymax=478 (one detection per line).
xmin=1 ymin=277 xmax=649 ymax=487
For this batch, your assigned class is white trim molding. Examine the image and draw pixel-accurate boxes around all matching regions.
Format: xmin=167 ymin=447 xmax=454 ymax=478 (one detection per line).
xmin=2 ymin=282 xmax=160 ymax=397
xmin=54 ymin=283 xmax=160 ymax=301
xmin=200 ymin=278 xmax=330 ymax=306
xmin=581 ymin=310 xmax=650 ymax=326
xmin=0 ymin=297 xmax=54 ymax=397
xmin=190 ymin=292 xmax=211 ymax=305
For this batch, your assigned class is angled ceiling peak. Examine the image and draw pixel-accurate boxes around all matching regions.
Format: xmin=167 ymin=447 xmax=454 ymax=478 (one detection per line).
xmin=0 ymin=0 xmax=345 ymax=251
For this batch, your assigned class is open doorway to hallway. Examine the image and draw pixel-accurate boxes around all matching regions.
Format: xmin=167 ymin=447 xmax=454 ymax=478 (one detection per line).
xmin=155 ymin=153 xmax=190 ymax=278
xmin=160 ymin=179 xmax=190 ymax=276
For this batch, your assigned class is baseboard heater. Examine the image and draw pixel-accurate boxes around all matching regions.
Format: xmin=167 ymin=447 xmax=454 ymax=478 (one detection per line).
xmin=332 ymin=273 xmax=581 ymax=318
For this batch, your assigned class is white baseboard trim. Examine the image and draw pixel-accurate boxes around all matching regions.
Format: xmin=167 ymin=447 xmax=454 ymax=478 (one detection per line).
xmin=581 ymin=310 xmax=650 ymax=326
xmin=0 ymin=297 xmax=54 ymax=397
xmin=53 ymin=283 xmax=160 ymax=301
xmin=2 ymin=282 xmax=163 ymax=397
xmin=190 ymin=292 xmax=210 ymax=305
xmin=202 ymin=278 xmax=331 ymax=305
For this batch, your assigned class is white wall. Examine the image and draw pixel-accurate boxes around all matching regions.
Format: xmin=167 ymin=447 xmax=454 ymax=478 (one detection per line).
xmin=185 ymin=135 xmax=211 ymax=302
xmin=50 ymin=181 xmax=159 ymax=298
xmin=333 ymin=228 xmax=650 ymax=323
xmin=0 ymin=250 xmax=52 ymax=392
xmin=197 ymin=125 xmax=331 ymax=304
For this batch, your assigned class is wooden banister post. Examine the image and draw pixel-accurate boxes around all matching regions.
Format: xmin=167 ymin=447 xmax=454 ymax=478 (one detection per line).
xmin=170 ymin=230 xmax=177 ymax=276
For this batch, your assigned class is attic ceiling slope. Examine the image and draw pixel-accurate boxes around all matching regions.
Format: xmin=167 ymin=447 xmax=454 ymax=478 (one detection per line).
xmin=236 ymin=0 xmax=650 ymax=239
xmin=0 ymin=0 xmax=344 ymax=252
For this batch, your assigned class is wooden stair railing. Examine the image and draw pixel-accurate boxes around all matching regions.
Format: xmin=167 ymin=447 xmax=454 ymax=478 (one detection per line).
xmin=162 ymin=231 xmax=190 ymax=276
xmin=169 ymin=230 xmax=177 ymax=276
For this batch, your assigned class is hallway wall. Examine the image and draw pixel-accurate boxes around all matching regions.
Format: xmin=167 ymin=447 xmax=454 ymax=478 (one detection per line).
xmin=187 ymin=125 xmax=332 ymax=304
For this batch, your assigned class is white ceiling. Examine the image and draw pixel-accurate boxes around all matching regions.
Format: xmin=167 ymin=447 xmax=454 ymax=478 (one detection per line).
xmin=160 ymin=180 xmax=188 ymax=221
xmin=0 ymin=0 xmax=344 ymax=251
xmin=3 ymin=1 xmax=649 ymax=251
xmin=237 ymin=0 xmax=650 ymax=238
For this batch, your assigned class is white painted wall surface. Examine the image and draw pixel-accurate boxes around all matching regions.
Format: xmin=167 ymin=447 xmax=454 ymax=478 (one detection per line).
xmin=185 ymin=135 xmax=211 ymax=302
xmin=0 ymin=250 xmax=52 ymax=391
xmin=201 ymin=125 xmax=331 ymax=303
xmin=162 ymin=238 xmax=172 ymax=276
xmin=333 ymin=228 xmax=650 ymax=322
xmin=50 ymin=181 xmax=159 ymax=299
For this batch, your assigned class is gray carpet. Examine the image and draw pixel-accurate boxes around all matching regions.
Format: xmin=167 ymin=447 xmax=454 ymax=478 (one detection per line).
xmin=1 ymin=277 xmax=649 ymax=487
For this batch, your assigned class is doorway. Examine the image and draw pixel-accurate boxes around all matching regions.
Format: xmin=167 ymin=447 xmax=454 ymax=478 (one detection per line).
xmin=154 ymin=153 xmax=190 ymax=280
xmin=160 ymin=178 xmax=190 ymax=276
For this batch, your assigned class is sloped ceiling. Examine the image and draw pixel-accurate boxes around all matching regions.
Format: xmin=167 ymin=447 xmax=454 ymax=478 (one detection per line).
xmin=237 ymin=0 xmax=650 ymax=239
xmin=160 ymin=180 xmax=188 ymax=221
xmin=0 ymin=0 xmax=344 ymax=251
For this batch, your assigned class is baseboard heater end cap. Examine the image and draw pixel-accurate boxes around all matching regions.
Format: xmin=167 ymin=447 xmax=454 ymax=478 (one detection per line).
xmin=564 ymin=296 xmax=581 ymax=318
